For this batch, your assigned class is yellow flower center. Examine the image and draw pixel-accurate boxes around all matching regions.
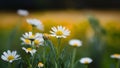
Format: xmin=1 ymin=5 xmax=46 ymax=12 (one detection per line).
xmin=34 ymin=39 xmax=40 ymax=45
xmin=73 ymin=43 xmax=78 ymax=46
xmin=8 ymin=55 xmax=14 ymax=61
xmin=29 ymin=35 xmax=34 ymax=39
xmin=56 ymin=30 xmax=63 ymax=36
xmin=27 ymin=48 xmax=32 ymax=52
xmin=84 ymin=61 xmax=89 ymax=64
xmin=38 ymin=62 xmax=44 ymax=67
xmin=25 ymin=39 xmax=31 ymax=44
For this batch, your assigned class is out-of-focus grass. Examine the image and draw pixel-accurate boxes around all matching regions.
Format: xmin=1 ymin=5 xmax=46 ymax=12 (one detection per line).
xmin=0 ymin=10 xmax=120 ymax=68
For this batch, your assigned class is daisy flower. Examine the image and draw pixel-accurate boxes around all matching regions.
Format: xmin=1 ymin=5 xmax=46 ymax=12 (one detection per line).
xmin=80 ymin=57 xmax=93 ymax=64
xmin=33 ymin=38 xmax=44 ymax=47
xmin=38 ymin=62 xmax=44 ymax=68
xmin=1 ymin=50 xmax=20 ymax=63
xmin=17 ymin=9 xmax=29 ymax=16
xmin=20 ymin=38 xmax=31 ymax=45
xmin=50 ymin=26 xmax=70 ymax=38
xmin=21 ymin=32 xmax=44 ymax=47
xmin=26 ymin=18 xmax=44 ymax=31
xmin=69 ymin=39 xmax=82 ymax=47
xmin=110 ymin=54 xmax=120 ymax=59
xmin=21 ymin=32 xmax=43 ymax=41
xmin=22 ymin=47 xmax=36 ymax=56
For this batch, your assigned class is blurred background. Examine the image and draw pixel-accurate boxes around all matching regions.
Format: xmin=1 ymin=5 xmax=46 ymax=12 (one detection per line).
xmin=0 ymin=0 xmax=120 ymax=68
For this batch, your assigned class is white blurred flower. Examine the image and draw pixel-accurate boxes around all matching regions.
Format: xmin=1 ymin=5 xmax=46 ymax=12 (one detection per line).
xmin=21 ymin=32 xmax=43 ymax=40
xmin=69 ymin=39 xmax=82 ymax=47
xmin=20 ymin=38 xmax=31 ymax=45
xmin=50 ymin=26 xmax=70 ymax=38
xmin=21 ymin=32 xmax=44 ymax=47
xmin=110 ymin=54 xmax=120 ymax=59
xmin=17 ymin=9 xmax=29 ymax=16
xmin=80 ymin=57 xmax=93 ymax=64
xmin=1 ymin=50 xmax=20 ymax=63
xmin=26 ymin=18 xmax=44 ymax=31
xmin=38 ymin=62 xmax=44 ymax=68
xmin=33 ymin=38 xmax=44 ymax=47
xmin=22 ymin=47 xmax=36 ymax=56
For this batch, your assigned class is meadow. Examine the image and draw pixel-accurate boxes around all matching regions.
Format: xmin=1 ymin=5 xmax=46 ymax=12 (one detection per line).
xmin=0 ymin=10 xmax=120 ymax=68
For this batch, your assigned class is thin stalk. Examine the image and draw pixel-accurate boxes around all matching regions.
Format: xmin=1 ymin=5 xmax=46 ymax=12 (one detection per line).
xmin=8 ymin=63 xmax=11 ymax=68
xmin=31 ymin=54 xmax=35 ymax=68
xmin=27 ymin=57 xmax=32 ymax=68
xmin=32 ymin=26 xmax=36 ymax=34
xmin=43 ymin=41 xmax=47 ymax=68
xmin=57 ymin=38 xmax=61 ymax=56
xmin=55 ymin=62 xmax=58 ymax=68
xmin=116 ymin=60 xmax=120 ymax=68
xmin=55 ymin=38 xmax=61 ymax=68
xmin=85 ymin=64 xmax=88 ymax=68
xmin=12 ymin=63 xmax=14 ymax=68
xmin=45 ymin=40 xmax=57 ymax=68
xmin=71 ymin=48 xmax=76 ymax=68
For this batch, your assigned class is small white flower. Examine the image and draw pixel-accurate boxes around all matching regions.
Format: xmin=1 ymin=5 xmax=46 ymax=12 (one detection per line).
xmin=33 ymin=38 xmax=44 ymax=47
xmin=21 ymin=32 xmax=44 ymax=47
xmin=22 ymin=47 xmax=36 ymax=56
xmin=110 ymin=54 xmax=120 ymax=59
xmin=38 ymin=62 xmax=44 ymax=68
xmin=21 ymin=32 xmax=43 ymax=40
xmin=26 ymin=18 xmax=44 ymax=31
xmin=20 ymin=38 xmax=31 ymax=45
xmin=17 ymin=9 xmax=29 ymax=16
xmin=50 ymin=26 xmax=70 ymax=38
xmin=69 ymin=39 xmax=82 ymax=47
xmin=80 ymin=57 xmax=93 ymax=64
xmin=1 ymin=50 xmax=20 ymax=63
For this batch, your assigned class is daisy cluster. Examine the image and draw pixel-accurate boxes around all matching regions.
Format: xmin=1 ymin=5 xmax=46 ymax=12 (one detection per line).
xmin=1 ymin=9 xmax=118 ymax=68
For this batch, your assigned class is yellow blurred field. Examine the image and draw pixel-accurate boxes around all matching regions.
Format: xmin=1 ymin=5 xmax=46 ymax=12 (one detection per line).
xmin=0 ymin=10 xmax=120 ymax=48
xmin=0 ymin=10 xmax=120 ymax=29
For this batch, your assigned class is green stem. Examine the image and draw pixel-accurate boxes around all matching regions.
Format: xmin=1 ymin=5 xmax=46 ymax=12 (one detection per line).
xmin=31 ymin=54 xmax=35 ymax=68
xmin=85 ymin=64 xmax=88 ymax=68
xmin=55 ymin=62 xmax=58 ymax=68
xmin=43 ymin=42 xmax=47 ymax=68
xmin=32 ymin=26 xmax=36 ymax=33
xmin=45 ymin=40 xmax=57 ymax=68
xmin=71 ymin=48 xmax=76 ymax=68
xmin=55 ymin=38 xmax=61 ymax=68
xmin=8 ymin=63 xmax=11 ymax=68
xmin=116 ymin=60 xmax=120 ymax=68
xmin=57 ymin=38 xmax=61 ymax=54
xmin=12 ymin=63 xmax=14 ymax=68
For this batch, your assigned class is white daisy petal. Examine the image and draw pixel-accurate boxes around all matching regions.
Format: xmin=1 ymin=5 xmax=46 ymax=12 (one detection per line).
xmin=22 ymin=47 xmax=36 ymax=56
xmin=7 ymin=50 xmax=11 ymax=55
xmin=50 ymin=26 xmax=70 ymax=38
xmin=3 ymin=52 xmax=8 ymax=57
xmin=1 ymin=55 xmax=7 ymax=61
